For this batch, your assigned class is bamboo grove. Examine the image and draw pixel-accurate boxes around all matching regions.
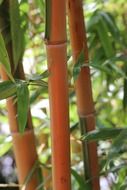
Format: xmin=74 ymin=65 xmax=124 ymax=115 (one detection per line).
xmin=0 ymin=0 xmax=102 ymax=190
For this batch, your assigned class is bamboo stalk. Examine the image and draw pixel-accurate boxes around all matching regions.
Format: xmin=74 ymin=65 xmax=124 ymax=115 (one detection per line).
xmin=67 ymin=0 xmax=100 ymax=189
xmin=0 ymin=1 xmax=40 ymax=189
xmin=0 ymin=54 xmax=40 ymax=190
xmin=45 ymin=0 xmax=71 ymax=190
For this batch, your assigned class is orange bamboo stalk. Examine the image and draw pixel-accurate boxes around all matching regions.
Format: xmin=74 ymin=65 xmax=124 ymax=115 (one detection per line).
xmin=0 ymin=1 xmax=40 ymax=188
xmin=45 ymin=1 xmax=71 ymax=190
xmin=67 ymin=0 xmax=100 ymax=189
xmin=0 ymin=64 xmax=39 ymax=190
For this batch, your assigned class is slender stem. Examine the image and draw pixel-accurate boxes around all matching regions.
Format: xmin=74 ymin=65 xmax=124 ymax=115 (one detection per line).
xmin=0 ymin=1 xmax=41 ymax=189
xmin=45 ymin=0 xmax=51 ymax=40
xmin=45 ymin=0 xmax=71 ymax=190
xmin=67 ymin=0 xmax=100 ymax=189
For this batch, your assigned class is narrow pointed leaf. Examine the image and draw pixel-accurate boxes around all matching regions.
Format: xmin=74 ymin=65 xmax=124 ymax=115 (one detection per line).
xmin=17 ymin=82 xmax=29 ymax=133
xmin=71 ymin=169 xmax=91 ymax=190
xmin=71 ymin=168 xmax=86 ymax=189
xmin=108 ymin=129 xmax=127 ymax=160
xmin=73 ymin=49 xmax=85 ymax=81
xmin=99 ymin=11 xmax=120 ymax=41
xmin=28 ymin=70 xmax=49 ymax=81
xmin=0 ymin=141 xmax=12 ymax=156
xmin=90 ymin=62 xmax=111 ymax=74
xmin=0 ymin=81 xmax=17 ymax=100
xmin=0 ymin=33 xmax=14 ymax=81
xmin=9 ymin=0 xmax=24 ymax=69
xmin=82 ymin=128 xmax=123 ymax=141
xmin=96 ymin=18 xmax=114 ymax=58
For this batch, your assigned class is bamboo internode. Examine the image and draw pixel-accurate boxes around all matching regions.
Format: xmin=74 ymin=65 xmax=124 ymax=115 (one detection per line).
xmin=68 ymin=0 xmax=100 ymax=189
xmin=45 ymin=0 xmax=71 ymax=189
xmin=46 ymin=44 xmax=71 ymax=190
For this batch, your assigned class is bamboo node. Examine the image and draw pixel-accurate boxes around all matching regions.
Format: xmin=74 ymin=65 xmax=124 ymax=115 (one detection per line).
xmin=80 ymin=111 xmax=96 ymax=119
xmin=45 ymin=40 xmax=67 ymax=46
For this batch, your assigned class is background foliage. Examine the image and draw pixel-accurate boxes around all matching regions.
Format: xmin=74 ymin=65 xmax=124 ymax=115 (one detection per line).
xmin=0 ymin=0 xmax=127 ymax=189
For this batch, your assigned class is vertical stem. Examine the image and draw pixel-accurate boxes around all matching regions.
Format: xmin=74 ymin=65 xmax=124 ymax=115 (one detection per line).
xmin=67 ymin=0 xmax=100 ymax=189
xmin=45 ymin=0 xmax=71 ymax=190
xmin=0 ymin=1 xmax=41 ymax=189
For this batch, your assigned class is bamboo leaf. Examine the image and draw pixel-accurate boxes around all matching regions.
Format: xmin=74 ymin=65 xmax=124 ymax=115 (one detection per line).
xmin=0 ymin=0 xmax=3 ymax=5
xmin=96 ymin=17 xmax=114 ymax=58
xmin=9 ymin=0 xmax=24 ymax=69
xmin=0 ymin=33 xmax=14 ymax=81
xmin=0 ymin=137 xmax=12 ymax=156
xmin=28 ymin=70 xmax=49 ymax=81
xmin=99 ymin=11 xmax=120 ymax=41
xmin=108 ymin=129 xmax=127 ymax=160
xmin=87 ymin=14 xmax=100 ymax=32
xmin=30 ymin=80 xmax=48 ymax=87
xmin=30 ymin=87 xmax=47 ymax=104
xmin=35 ymin=0 xmax=45 ymax=15
xmin=73 ymin=50 xmax=85 ymax=81
xmin=120 ymin=183 xmax=127 ymax=190
xmin=0 ymin=142 xmax=12 ymax=156
xmin=17 ymin=82 xmax=29 ymax=133
xmin=22 ymin=160 xmax=41 ymax=190
xmin=71 ymin=169 xmax=85 ymax=189
xmin=82 ymin=128 xmax=123 ymax=141
xmin=105 ymin=60 xmax=127 ymax=79
xmin=70 ymin=122 xmax=79 ymax=133
xmin=0 ymin=81 xmax=17 ymax=100
xmin=71 ymin=169 xmax=91 ymax=190
xmin=90 ymin=62 xmax=111 ymax=74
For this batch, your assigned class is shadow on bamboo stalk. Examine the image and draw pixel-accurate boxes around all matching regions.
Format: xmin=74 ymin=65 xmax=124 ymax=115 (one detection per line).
xmin=67 ymin=0 xmax=100 ymax=189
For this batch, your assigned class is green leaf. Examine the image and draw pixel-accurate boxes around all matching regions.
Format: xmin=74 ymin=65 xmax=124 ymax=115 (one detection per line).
xmin=71 ymin=168 xmax=91 ymax=190
xmin=0 ymin=135 xmax=6 ymax=144
xmin=71 ymin=169 xmax=85 ymax=190
xmin=90 ymin=61 xmax=111 ymax=74
xmin=0 ymin=0 xmax=3 ymax=5
xmin=87 ymin=13 xmax=100 ymax=32
xmin=22 ymin=160 xmax=42 ymax=190
xmin=9 ymin=0 xmax=24 ymax=70
xmin=28 ymin=70 xmax=49 ymax=81
xmin=106 ymin=61 xmax=127 ymax=79
xmin=70 ymin=122 xmax=79 ymax=133
xmin=30 ymin=87 xmax=47 ymax=104
xmin=17 ymin=82 xmax=29 ymax=133
xmin=99 ymin=11 xmax=120 ymax=41
xmin=0 ymin=33 xmax=14 ymax=81
xmin=96 ymin=17 xmax=114 ymax=58
xmin=73 ymin=49 xmax=85 ymax=81
xmin=82 ymin=128 xmax=123 ymax=141
xmin=0 ymin=137 xmax=12 ymax=156
xmin=108 ymin=129 xmax=127 ymax=160
xmin=35 ymin=0 xmax=45 ymax=16
xmin=0 ymin=80 xmax=17 ymax=100
xmin=30 ymin=80 xmax=48 ymax=87
xmin=120 ymin=183 xmax=127 ymax=190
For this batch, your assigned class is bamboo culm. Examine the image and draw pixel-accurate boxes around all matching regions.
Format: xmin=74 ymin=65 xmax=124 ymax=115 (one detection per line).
xmin=0 ymin=1 xmax=40 ymax=189
xmin=68 ymin=0 xmax=100 ymax=189
xmin=45 ymin=0 xmax=71 ymax=190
